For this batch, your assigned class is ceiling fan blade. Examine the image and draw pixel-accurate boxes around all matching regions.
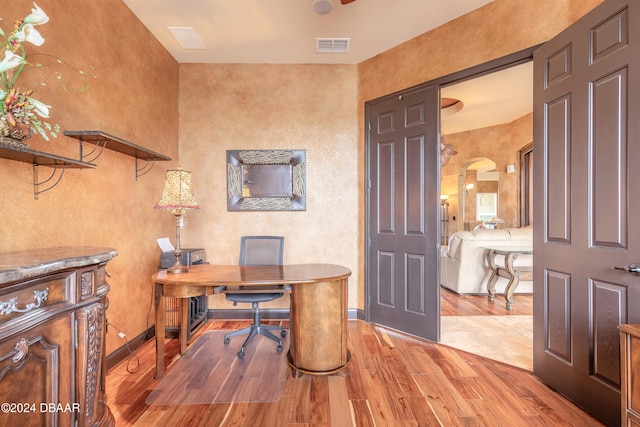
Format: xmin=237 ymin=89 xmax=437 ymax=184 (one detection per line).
xmin=341 ymin=0 xmax=356 ymax=4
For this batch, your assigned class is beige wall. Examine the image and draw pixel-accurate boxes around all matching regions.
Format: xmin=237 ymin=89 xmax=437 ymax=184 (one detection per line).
xmin=0 ymin=0 xmax=604 ymax=357
xmin=178 ymin=64 xmax=359 ymax=309
xmin=441 ymin=113 xmax=533 ymax=231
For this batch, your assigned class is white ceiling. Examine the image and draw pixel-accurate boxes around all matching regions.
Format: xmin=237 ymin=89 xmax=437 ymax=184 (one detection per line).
xmin=441 ymin=61 xmax=533 ymax=134
xmin=123 ymin=0 xmax=532 ymax=133
xmin=122 ymin=0 xmax=493 ymax=64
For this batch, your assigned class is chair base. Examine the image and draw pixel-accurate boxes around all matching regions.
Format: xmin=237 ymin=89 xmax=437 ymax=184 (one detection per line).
xmin=224 ymin=322 xmax=287 ymax=359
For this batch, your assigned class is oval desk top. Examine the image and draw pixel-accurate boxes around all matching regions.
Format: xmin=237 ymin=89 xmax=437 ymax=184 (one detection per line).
xmin=152 ymin=263 xmax=352 ymax=286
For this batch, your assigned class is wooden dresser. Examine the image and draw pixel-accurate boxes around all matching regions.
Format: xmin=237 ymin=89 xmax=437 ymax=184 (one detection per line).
xmin=0 ymin=247 xmax=117 ymax=427
xmin=620 ymin=324 xmax=640 ymax=426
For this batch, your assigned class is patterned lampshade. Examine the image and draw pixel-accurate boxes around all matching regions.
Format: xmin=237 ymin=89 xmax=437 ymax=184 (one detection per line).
xmin=155 ymin=169 xmax=199 ymax=213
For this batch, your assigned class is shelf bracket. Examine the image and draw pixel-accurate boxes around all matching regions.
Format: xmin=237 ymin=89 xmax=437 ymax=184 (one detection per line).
xmin=33 ymin=164 xmax=67 ymax=200
xmin=79 ymin=139 xmax=108 ymax=164
xmin=63 ymin=131 xmax=171 ymax=180
xmin=136 ymin=157 xmax=155 ymax=180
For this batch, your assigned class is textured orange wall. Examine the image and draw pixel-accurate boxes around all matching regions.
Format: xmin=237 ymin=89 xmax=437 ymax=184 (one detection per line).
xmin=0 ymin=1 xmax=179 ymax=354
xmin=441 ymin=114 xmax=533 ymax=231
xmin=178 ymin=64 xmax=359 ymax=309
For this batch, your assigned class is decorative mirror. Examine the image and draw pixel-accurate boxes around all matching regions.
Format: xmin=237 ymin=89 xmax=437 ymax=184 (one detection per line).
xmin=227 ymin=149 xmax=306 ymax=211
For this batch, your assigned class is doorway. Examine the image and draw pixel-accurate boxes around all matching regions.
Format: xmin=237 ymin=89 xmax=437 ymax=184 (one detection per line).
xmin=438 ymin=60 xmax=534 ymax=369
xmin=365 ymin=46 xmax=537 ymax=359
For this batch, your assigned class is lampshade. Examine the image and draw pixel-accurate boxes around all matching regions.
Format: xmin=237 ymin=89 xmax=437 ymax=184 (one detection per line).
xmin=155 ymin=169 xmax=199 ymax=213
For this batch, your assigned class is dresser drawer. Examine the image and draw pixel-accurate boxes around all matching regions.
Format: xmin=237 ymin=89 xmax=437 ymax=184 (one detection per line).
xmin=0 ymin=271 xmax=75 ymax=335
xmin=78 ymin=263 xmax=109 ymax=301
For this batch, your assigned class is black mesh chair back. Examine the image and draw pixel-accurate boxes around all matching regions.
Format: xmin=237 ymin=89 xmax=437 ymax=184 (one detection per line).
xmin=239 ymin=236 xmax=284 ymax=266
xmin=223 ymin=236 xmax=288 ymax=359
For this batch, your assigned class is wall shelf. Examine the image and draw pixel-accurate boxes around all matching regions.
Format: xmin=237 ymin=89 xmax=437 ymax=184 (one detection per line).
xmin=63 ymin=130 xmax=171 ymax=179
xmin=0 ymin=138 xmax=96 ymax=199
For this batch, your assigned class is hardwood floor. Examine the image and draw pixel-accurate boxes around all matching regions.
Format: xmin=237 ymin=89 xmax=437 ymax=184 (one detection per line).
xmin=106 ymin=316 xmax=603 ymax=426
xmin=440 ymin=287 xmax=533 ymax=316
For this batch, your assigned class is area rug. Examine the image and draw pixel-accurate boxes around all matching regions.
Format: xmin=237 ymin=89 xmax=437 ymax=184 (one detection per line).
xmin=146 ymin=330 xmax=289 ymax=405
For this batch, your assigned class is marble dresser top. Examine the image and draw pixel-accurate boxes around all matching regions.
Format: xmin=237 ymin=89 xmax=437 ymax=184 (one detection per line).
xmin=0 ymin=246 xmax=118 ymax=285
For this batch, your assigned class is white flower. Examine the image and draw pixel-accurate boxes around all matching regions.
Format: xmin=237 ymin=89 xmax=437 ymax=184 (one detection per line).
xmin=14 ymin=24 xmax=44 ymax=47
xmin=0 ymin=50 xmax=26 ymax=73
xmin=24 ymin=3 xmax=49 ymax=26
xmin=28 ymin=97 xmax=51 ymax=118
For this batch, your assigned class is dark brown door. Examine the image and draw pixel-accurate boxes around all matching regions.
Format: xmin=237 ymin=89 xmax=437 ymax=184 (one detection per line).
xmin=366 ymin=85 xmax=440 ymax=340
xmin=533 ymin=0 xmax=640 ymax=424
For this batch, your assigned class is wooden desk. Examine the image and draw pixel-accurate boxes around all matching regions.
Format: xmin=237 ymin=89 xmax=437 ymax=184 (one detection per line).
xmin=484 ymin=246 xmax=533 ymax=310
xmin=152 ymin=263 xmax=351 ymax=379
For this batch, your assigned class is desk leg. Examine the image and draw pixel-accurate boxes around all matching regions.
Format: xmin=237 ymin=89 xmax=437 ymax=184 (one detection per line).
xmin=288 ymin=278 xmax=350 ymax=377
xmin=180 ymin=297 xmax=189 ymax=355
xmin=486 ymin=250 xmax=499 ymax=302
xmin=154 ymin=283 xmax=165 ymax=379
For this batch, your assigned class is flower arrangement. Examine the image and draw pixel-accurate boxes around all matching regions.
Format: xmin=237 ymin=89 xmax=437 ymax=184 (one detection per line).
xmin=0 ymin=3 xmax=79 ymax=142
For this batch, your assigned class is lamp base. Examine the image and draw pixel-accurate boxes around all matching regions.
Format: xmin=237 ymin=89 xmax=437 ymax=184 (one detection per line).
xmin=167 ymin=249 xmax=188 ymax=274
xmin=167 ymin=264 xmax=189 ymax=274
xmin=167 ymin=265 xmax=189 ymax=274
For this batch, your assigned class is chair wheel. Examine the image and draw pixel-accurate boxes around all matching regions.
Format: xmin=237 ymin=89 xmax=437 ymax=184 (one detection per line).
xmin=280 ymin=330 xmax=287 ymax=337
xmin=237 ymin=350 xmax=244 ymax=359
xmin=224 ymin=337 xmax=230 ymax=345
xmin=277 ymin=345 xmax=282 ymax=353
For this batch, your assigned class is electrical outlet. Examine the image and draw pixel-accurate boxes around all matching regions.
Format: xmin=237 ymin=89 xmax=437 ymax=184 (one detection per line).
xmin=118 ymin=331 xmax=126 ymax=339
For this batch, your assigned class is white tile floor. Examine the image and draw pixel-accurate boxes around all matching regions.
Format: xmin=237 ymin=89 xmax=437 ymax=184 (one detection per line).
xmin=440 ymin=315 xmax=533 ymax=371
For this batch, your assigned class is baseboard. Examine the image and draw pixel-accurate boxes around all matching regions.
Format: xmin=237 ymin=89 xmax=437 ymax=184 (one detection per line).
xmin=106 ymin=326 xmax=155 ymax=372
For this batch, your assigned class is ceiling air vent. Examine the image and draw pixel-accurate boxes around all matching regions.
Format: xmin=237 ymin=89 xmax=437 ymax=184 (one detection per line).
xmin=167 ymin=27 xmax=206 ymax=49
xmin=316 ymin=38 xmax=351 ymax=54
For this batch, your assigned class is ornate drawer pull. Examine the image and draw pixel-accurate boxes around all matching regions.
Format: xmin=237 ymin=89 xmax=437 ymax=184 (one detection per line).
xmin=0 ymin=288 xmax=49 ymax=316
xmin=12 ymin=338 xmax=29 ymax=363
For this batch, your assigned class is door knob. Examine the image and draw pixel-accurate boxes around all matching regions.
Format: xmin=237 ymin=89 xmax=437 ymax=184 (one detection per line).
xmin=614 ymin=264 xmax=640 ymax=273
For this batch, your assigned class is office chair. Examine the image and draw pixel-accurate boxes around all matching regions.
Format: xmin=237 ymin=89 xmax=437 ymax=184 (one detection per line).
xmin=223 ymin=236 xmax=288 ymax=359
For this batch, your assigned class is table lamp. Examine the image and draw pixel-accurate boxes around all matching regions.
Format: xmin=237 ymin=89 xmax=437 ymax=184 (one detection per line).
xmin=155 ymin=168 xmax=199 ymax=273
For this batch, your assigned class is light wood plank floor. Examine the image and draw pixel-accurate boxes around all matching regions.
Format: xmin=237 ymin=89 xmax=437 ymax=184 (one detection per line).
xmin=440 ymin=287 xmax=533 ymax=316
xmin=106 ymin=316 xmax=603 ymax=426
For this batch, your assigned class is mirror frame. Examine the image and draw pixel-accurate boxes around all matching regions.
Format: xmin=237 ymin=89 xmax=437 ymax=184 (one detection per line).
xmin=227 ymin=149 xmax=306 ymax=211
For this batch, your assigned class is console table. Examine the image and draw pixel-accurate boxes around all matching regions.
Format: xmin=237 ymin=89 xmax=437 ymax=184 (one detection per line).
xmin=485 ymin=246 xmax=533 ymax=310
xmin=0 ymin=247 xmax=117 ymax=426
xmin=151 ymin=263 xmax=351 ymax=379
